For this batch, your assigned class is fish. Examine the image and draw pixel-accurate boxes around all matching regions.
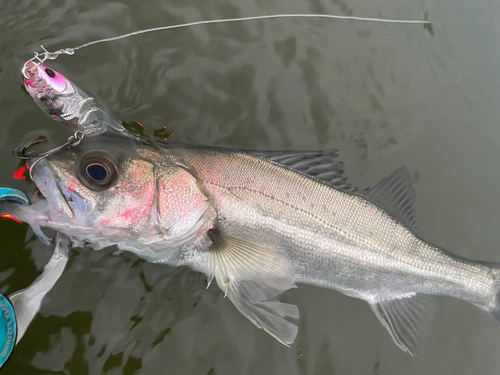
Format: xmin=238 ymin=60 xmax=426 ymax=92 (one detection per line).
xmin=2 ymin=131 xmax=500 ymax=358
xmin=22 ymin=62 xmax=126 ymax=136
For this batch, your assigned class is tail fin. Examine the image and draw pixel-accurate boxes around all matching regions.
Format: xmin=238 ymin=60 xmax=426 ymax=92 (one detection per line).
xmin=475 ymin=261 xmax=500 ymax=322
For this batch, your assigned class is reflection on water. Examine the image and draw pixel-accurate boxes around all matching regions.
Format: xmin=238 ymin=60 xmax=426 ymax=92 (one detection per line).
xmin=1 ymin=0 xmax=500 ymax=374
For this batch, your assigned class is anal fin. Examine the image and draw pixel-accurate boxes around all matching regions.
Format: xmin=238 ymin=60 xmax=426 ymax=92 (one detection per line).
xmin=207 ymin=231 xmax=299 ymax=346
xmin=369 ymin=294 xmax=437 ymax=359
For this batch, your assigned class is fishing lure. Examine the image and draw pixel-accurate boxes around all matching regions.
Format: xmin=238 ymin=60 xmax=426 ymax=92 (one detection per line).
xmin=21 ymin=13 xmax=431 ymax=136
xmin=22 ymin=61 xmax=125 ymax=137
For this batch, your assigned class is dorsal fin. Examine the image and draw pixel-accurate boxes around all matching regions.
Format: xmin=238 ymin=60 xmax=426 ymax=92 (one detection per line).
xmin=249 ymin=149 xmax=358 ymax=193
xmin=362 ymin=167 xmax=417 ymax=231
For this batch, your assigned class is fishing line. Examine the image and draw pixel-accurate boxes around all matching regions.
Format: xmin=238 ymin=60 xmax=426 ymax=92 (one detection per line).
xmin=23 ymin=13 xmax=431 ymax=70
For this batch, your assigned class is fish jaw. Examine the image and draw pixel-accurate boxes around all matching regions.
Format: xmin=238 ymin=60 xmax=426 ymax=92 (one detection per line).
xmin=31 ymin=158 xmax=77 ymax=220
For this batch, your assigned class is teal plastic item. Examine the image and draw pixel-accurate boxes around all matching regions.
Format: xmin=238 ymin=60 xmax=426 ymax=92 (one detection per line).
xmin=0 ymin=187 xmax=31 ymax=205
xmin=0 ymin=185 xmax=28 ymax=366
xmin=0 ymin=294 xmax=16 ymax=368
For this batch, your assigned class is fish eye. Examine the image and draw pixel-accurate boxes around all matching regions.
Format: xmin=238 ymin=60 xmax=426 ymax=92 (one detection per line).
xmin=78 ymin=152 xmax=118 ymax=191
xmin=87 ymin=164 xmax=108 ymax=181
xmin=45 ymin=68 xmax=56 ymax=78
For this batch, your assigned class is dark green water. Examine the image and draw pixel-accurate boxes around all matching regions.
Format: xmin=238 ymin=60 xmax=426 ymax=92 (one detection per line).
xmin=1 ymin=0 xmax=500 ymax=374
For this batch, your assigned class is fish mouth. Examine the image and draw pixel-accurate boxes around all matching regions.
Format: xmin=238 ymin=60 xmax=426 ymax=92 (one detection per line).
xmin=31 ymin=158 xmax=75 ymax=219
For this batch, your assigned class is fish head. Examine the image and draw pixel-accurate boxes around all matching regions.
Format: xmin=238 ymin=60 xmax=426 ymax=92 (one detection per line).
xmin=27 ymin=135 xmax=214 ymax=259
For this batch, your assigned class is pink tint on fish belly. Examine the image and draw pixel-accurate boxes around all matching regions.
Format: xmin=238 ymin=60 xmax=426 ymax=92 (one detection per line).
xmin=96 ymin=161 xmax=156 ymax=230
xmin=157 ymin=167 xmax=207 ymax=231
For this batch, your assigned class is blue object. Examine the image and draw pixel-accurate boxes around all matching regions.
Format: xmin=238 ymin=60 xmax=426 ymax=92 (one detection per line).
xmin=0 ymin=187 xmax=30 ymax=205
xmin=0 ymin=294 xmax=16 ymax=368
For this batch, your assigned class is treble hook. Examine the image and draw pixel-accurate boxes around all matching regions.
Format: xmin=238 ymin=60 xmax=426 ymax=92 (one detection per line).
xmin=11 ymin=131 xmax=85 ymax=161
xmin=11 ymin=137 xmax=47 ymax=160
xmin=12 ymin=132 xmax=85 ymax=180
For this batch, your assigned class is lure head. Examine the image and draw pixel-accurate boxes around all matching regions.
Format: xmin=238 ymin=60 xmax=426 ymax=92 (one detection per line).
xmin=23 ymin=62 xmax=75 ymax=99
xmin=22 ymin=61 xmax=118 ymax=136
xmin=23 ymin=61 xmax=81 ymax=124
xmin=23 ymin=62 xmax=78 ymax=108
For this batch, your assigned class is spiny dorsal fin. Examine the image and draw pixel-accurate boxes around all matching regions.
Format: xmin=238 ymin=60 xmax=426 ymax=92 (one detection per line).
xmin=369 ymin=294 xmax=437 ymax=359
xmin=249 ymin=149 xmax=358 ymax=193
xmin=362 ymin=167 xmax=417 ymax=231
xmin=207 ymin=231 xmax=299 ymax=346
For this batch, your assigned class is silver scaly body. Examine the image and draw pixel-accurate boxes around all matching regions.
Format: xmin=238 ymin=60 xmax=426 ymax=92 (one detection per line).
xmin=175 ymin=147 xmax=498 ymax=307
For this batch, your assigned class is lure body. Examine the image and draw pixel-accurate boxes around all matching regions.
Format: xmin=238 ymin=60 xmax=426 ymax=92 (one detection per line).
xmin=23 ymin=62 xmax=124 ymax=136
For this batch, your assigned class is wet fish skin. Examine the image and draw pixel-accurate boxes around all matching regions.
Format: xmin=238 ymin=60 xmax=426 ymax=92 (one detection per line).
xmin=177 ymin=149 xmax=495 ymax=287
xmin=7 ymin=134 xmax=500 ymax=357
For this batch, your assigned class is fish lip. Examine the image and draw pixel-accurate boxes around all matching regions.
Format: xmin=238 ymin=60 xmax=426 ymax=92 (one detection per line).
xmin=52 ymin=172 xmax=75 ymax=218
xmin=32 ymin=158 xmax=75 ymax=219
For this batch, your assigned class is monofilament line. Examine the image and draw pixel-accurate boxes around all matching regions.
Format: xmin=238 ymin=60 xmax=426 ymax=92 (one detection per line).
xmin=70 ymin=13 xmax=431 ymax=52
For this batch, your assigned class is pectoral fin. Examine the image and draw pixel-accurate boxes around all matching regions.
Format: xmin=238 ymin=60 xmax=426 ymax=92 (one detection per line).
xmin=207 ymin=232 xmax=299 ymax=346
xmin=370 ymin=294 xmax=437 ymax=359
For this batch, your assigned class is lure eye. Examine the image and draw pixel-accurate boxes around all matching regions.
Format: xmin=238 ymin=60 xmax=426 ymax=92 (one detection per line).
xmin=45 ymin=68 xmax=56 ymax=78
xmin=78 ymin=152 xmax=118 ymax=191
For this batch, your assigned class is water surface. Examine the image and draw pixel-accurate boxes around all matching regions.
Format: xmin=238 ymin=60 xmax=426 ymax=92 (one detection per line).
xmin=1 ymin=0 xmax=500 ymax=374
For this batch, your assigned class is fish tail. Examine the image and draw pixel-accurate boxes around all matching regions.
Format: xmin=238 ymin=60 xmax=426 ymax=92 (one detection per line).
xmin=475 ymin=261 xmax=500 ymax=322
xmin=488 ymin=268 xmax=500 ymax=322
